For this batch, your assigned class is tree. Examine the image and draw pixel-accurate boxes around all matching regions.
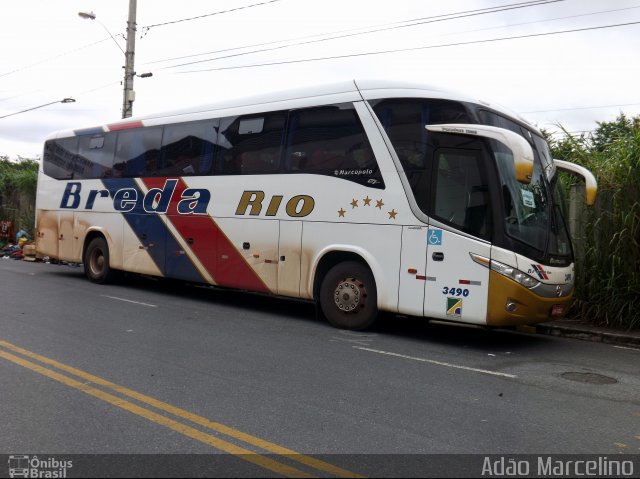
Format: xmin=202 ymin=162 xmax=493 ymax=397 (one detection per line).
xmin=0 ymin=156 xmax=39 ymax=239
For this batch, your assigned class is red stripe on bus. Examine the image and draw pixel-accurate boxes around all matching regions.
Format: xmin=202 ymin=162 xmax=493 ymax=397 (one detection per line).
xmin=141 ymin=178 xmax=270 ymax=294
xmin=107 ymin=120 xmax=144 ymax=131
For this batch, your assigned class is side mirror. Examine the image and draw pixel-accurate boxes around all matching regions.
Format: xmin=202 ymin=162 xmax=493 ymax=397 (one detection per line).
xmin=425 ymin=124 xmax=534 ymax=184
xmin=553 ymin=159 xmax=598 ymax=206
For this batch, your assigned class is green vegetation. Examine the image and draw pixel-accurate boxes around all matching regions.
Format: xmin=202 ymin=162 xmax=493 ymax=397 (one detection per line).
xmin=0 ymin=156 xmax=39 ymax=240
xmin=547 ymin=114 xmax=640 ymax=330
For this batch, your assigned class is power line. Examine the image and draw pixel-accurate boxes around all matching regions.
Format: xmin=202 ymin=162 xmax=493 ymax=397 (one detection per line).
xmin=523 ymin=103 xmax=640 ymax=114
xmin=0 ymin=81 xmax=120 ymax=119
xmin=145 ymin=0 xmax=559 ymax=65
xmin=140 ymin=0 xmax=283 ymax=36
xmin=176 ymin=20 xmax=640 ymax=73
xmin=0 ymin=1 xmax=282 ymax=82
xmin=432 ymin=4 xmax=640 ymax=41
xmin=148 ymin=3 xmax=640 ymax=72
xmin=159 ymin=0 xmax=565 ymax=69
xmin=0 ymin=38 xmax=113 ymax=79
xmin=0 ymin=98 xmax=76 ymax=120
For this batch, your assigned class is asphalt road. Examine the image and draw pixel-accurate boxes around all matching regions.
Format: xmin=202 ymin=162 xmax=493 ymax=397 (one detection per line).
xmin=1 ymin=259 xmax=639 ymax=477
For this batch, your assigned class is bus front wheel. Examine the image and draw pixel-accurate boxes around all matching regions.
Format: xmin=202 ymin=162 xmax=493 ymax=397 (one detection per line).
xmin=84 ymin=237 xmax=115 ymax=284
xmin=319 ymin=261 xmax=378 ymax=330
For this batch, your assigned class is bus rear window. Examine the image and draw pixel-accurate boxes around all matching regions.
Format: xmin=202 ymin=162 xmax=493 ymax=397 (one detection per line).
xmin=43 ymin=137 xmax=80 ymax=179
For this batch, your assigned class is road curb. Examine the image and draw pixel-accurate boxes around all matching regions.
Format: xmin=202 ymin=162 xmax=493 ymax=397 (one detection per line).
xmin=517 ymin=322 xmax=640 ymax=348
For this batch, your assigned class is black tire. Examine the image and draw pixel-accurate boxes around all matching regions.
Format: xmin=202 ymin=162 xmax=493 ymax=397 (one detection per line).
xmin=319 ymin=261 xmax=378 ymax=330
xmin=84 ymin=237 xmax=115 ymax=284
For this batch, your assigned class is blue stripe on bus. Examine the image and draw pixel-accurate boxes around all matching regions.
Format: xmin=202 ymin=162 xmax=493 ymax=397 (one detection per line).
xmin=74 ymin=126 xmax=105 ymax=136
xmin=101 ymin=178 xmax=205 ymax=283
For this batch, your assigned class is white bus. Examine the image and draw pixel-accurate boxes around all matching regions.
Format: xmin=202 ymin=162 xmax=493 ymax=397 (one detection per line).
xmin=35 ymin=80 xmax=597 ymax=330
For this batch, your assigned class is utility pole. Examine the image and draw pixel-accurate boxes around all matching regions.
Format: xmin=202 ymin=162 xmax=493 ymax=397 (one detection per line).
xmin=80 ymin=1 xmax=150 ymax=118
xmin=122 ymin=0 xmax=137 ymax=118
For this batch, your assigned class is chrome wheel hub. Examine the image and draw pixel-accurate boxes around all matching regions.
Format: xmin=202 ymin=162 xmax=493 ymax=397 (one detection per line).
xmin=334 ymin=279 xmax=363 ymax=312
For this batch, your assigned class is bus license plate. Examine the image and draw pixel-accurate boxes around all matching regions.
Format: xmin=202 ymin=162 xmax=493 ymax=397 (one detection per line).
xmin=551 ymin=304 xmax=565 ymax=317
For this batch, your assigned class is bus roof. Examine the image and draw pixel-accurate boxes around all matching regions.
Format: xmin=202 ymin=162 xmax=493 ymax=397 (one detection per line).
xmin=45 ymin=79 xmax=540 ymax=140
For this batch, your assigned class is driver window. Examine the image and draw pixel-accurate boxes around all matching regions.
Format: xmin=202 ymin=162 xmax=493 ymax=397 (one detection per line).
xmin=432 ymin=148 xmax=492 ymax=240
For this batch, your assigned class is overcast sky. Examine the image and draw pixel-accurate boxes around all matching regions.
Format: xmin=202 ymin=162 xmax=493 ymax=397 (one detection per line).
xmin=1 ymin=0 xmax=639 ymax=159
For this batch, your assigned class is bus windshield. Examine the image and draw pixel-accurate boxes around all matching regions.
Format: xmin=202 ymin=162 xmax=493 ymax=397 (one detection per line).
xmin=478 ymin=110 xmax=573 ymax=264
xmin=495 ymin=137 xmax=571 ymax=262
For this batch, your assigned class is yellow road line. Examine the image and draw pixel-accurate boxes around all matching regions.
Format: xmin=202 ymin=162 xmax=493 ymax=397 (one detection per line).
xmin=0 ymin=341 xmax=362 ymax=478
xmin=0 ymin=349 xmax=314 ymax=478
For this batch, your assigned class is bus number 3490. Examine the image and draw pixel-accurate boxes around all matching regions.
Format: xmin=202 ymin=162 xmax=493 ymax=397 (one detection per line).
xmin=442 ymin=287 xmax=470 ymax=297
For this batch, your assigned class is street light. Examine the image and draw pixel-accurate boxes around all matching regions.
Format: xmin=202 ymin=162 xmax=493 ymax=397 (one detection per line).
xmin=79 ymin=2 xmax=150 ymax=119
xmin=0 ymin=98 xmax=76 ymax=120
xmin=78 ymin=11 xmax=126 ymax=56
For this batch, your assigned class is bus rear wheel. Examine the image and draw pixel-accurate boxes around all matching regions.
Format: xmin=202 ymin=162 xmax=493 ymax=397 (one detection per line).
xmin=84 ymin=237 xmax=115 ymax=284
xmin=319 ymin=261 xmax=378 ymax=330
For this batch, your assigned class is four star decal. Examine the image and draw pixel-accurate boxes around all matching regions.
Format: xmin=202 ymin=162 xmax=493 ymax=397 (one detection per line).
xmin=337 ymin=196 xmax=397 ymax=220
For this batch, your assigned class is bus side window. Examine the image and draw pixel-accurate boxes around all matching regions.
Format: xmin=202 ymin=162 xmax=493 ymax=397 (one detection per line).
xmin=370 ymin=98 xmax=472 ymax=197
xmin=116 ymin=127 xmax=163 ymax=178
xmin=160 ymin=120 xmax=218 ymax=176
xmin=371 ymin=98 xmax=471 ymax=171
xmin=78 ymin=132 xmax=117 ymax=179
xmin=216 ymin=112 xmax=285 ymax=175
xmin=285 ymin=103 xmax=384 ymax=188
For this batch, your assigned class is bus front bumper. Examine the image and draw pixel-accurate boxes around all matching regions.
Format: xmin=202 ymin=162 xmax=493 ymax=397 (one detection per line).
xmin=486 ymin=270 xmax=573 ymax=327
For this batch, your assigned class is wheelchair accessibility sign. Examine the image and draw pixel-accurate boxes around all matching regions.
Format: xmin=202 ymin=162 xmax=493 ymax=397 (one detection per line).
xmin=427 ymin=229 xmax=443 ymax=246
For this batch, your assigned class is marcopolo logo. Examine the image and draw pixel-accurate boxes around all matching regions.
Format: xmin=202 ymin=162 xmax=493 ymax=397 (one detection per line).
xmin=8 ymin=455 xmax=73 ymax=478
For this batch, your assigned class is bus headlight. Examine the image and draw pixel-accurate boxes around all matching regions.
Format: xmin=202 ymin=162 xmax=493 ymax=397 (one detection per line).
xmin=491 ymin=260 xmax=540 ymax=289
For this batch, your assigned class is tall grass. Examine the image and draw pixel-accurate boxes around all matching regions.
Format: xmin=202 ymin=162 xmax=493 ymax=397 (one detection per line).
xmin=548 ymin=115 xmax=640 ymax=330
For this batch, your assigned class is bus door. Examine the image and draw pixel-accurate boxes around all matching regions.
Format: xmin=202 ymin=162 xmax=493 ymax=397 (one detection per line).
xmin=424 ymin=228 xmax=490 ymax=324
xmin=422 ymin=146 xmax=492 ymax=324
